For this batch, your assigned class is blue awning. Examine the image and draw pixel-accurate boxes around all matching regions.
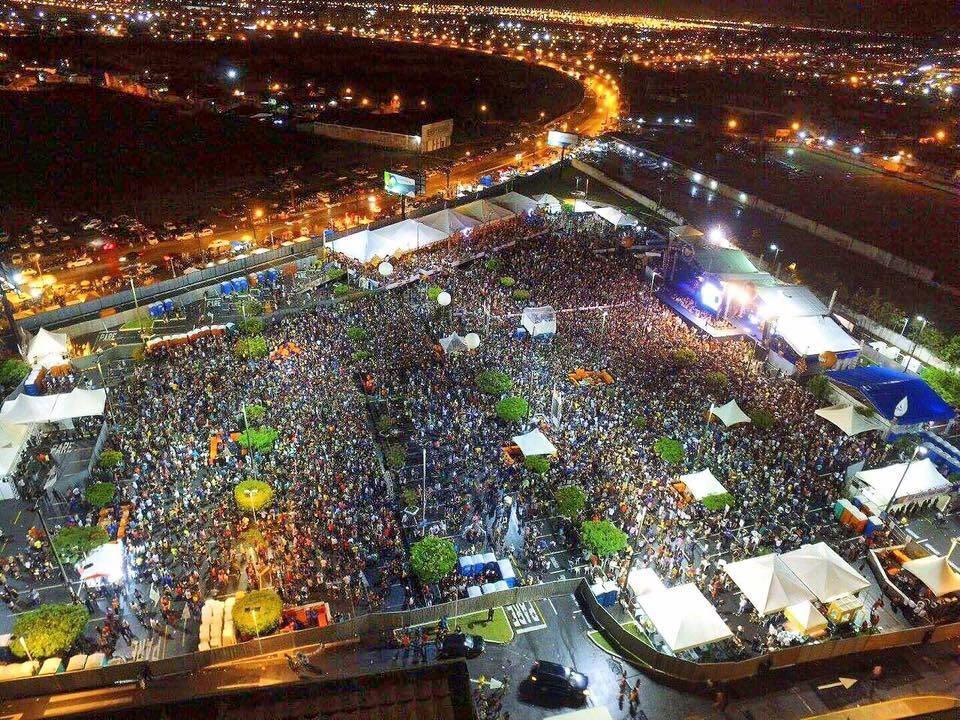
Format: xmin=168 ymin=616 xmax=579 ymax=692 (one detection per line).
xmin=826 ymin=366 xmax=955 ymax=425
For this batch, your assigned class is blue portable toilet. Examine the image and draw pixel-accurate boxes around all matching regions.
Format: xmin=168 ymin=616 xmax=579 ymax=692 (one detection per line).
xmin=323 ymin=228 xmax=336 ymax=240
xmin=163 ymin=298 xmax=174 ymax=314
xmin=220 ymin=281 xmax=233 ymax=295
xmin=479 ymin=175 xmax=493 ymax=187
xmin=231 ymin=277 xmax=248 ymax=293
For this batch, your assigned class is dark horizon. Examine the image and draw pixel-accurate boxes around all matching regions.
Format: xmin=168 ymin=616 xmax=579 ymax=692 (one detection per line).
xmin=443 ymin=0 xmax=958 ymax=33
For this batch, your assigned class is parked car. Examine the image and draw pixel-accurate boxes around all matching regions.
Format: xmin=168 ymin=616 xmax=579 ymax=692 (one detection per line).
xmin=437 ymin=633 xmax=485 ymax=659
xmin=66 ymin=256 xmax=94 ymax=268
xmin=524 ymin=660 xmax=588 ymax=706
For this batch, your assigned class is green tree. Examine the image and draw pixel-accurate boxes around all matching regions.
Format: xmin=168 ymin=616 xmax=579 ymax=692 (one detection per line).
xmin=351 ymin=350 xmax=372 ymax=362
xmin=426 ymin=286 xmax=443 ymax=302
xmin=671 ymin=348 xmax=697 ymax=367
xmin=0 ymin=358 xmax=30 ymax=388
xmin=484 ymin=257 xmax=502 ymax=272
xmin=410 ymin=537 xmax=458 ymax=584
xmin=52 ymin=526 xmax=109 ymax=563
xmin=941 ymin=335 xmax=960 ymax=366
xmin=701 ymin=493 xmax=735 ymax=512
xmin=238 ymin=317 xmax=265 ymax=336
xmin=495 ymin=396 xmax=529 ymax=422
xmin=85 ymin=482 xmax=116 ymax=508
xmin=554 ymin=486 xmax=586 ymax=519
xmin=920 ymin=367 xmax=960 ymax=407
xmin=384 ymin=443 xmax=406 ymax=469
xmin=512 ymin=289 xmax=531 ymax=302
xmin=580 ymin=520 xmax=628 ymax=558
xmin=499 ymin=276 xmax=516 ymax=287
xmin=524 ymin=456 xmax=551 ymax=475
xmin=97 ymin=450 xmax=124 ymax=469
xmin=237 ymin=297 xmax=263 ymax=318
xmin=243 ymin=403 xmax=267 ymax=422
xmin=234 ymin=479 xmax=274 ymax=512
xmin=807 ymin=374 xmax=831 ymax=403
xmin=653 ymin=437 xmax=684 ymax=465
xmin=347 ymin=326 xmax=369 ymax=343
xmin=234 ymin=335 xmax=269 ymax=360
xmin=237 ymin=426 xmax=279 ymax=454
xmin=326 ymin=267 xmax=347 ymax=282
xmin=232 ymin=589 xmax=283 ymax=638
xmin=705 ymin=371 xmax=729 ymax=389
xmin=11 ymin=604 xmax=90 ymax=660
xmin=749 ymin=408 xmax=776 ymax=429
xmin=476 ymin=370 xmax=513 ymax=395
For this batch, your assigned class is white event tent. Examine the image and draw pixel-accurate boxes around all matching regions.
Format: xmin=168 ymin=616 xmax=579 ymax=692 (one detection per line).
xmin=902 ymin=556 xmax=960 ymax=597
xmin=456 ymin=199 xmax=515 ymax=224
xmin=709 ymin=400 xmax=752 ymax=427
xmin=439 ymin=333 xmax=469 ymax=354
xmin=417 ymin=208 xmax=481 ymax=236
xmin=26 ymin=328 xmax=70 ymax=369
xmin=637 ymin=583 xmax=733 ymax=653
xmin=0 ymin=388 xmax=107 ymax=425
xmin=328 ymin=221 xmax=449 ymax=263
xmin=512 ymin=429 xmax=557 ymax=457
xmin=521 ymin=306 xmax=557 ymax=337
xmin=572 ymin=199 xmax=601 ymax=214
xmin=491 ymin=191 xmax=538 ymax=214
xmin=533 ymin=193 xmax=563 ymax=213
xmin=594 ymin=205 xmax=640 ymax=228
xmin=784 ymin=600 xmax=828 ymax=635
xmin=815 ymin=405 xmax=885 ymax=436
xmin=775 ymin=315 xmax=860 ymax=356
xmin=852 ymin=458 xmax=951 ymax=511
xmin=723 ymin=553 xmax=814 ymax=615
xmin=678 ymin=469 xmax=727 ymax=500
xmin=780 ymin=542 xmax=869 ymax=603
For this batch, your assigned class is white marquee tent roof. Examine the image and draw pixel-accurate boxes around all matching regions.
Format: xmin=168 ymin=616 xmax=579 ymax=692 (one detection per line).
xmin=723 ymin=553 xmax=814 ymax=615
xmin=0 ymin=421 xmax=31 ymax=477
xmin=784 ymin=600 xmax=828 ymax=634
xmin=456 ymin=199 xmax=515 ymax=224
xmin=754 ymin=285 xmax=829 ymax=319
xmin=815 ymin=405 xmax=885 ymax=436
xmin=328 ymin=221 xmax=449 ymax=263
xmin=417 ymin=208 xmax=481 ymax=235
xmin=0 ymin=388 xmax=107 ymax=425
xmin=594 ymin=205 xmax=640 ymax=228
xmin=902 ymin=555 xmax=960 ymax=597
xmin=27 ymin=328 xmax=70 ymax=368
xmin=572 ymin=199 xmax=602 ymax=214
xmin=780 ymin=542 xmax=870 ymax=603
xmin=512 ymin=429 xmax=557 ymax=457
xmin=678 ymin=469 xmax=727 ymax=500
xmin=637 ymin=583 xmax=733 ymax=652
xmin=854 ymin=458 xmax=951 ymax=508
xmin=533 ymin=193 xmax=563 ymax=212
xmin=710 ymin=400 xmax=752 ymax=427
xmin=775 ymin=315 xmax=859 ymax=356
xmin=439 ymin=333 xmax=469 ymax=353
xmin=626 ymin=567 xmax=666 ymax=598
xmin=490 ymin=191 xmax=538 ymax=214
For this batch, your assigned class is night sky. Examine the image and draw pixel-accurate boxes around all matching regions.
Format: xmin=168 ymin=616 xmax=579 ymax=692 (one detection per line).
xmin=472 ymin=0 xmax=958 ymax=33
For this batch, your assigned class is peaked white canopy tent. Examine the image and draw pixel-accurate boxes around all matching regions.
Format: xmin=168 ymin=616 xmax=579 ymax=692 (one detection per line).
xmin=439 ymin=333 xmax=469 ymax=354
xmin=572 ymin=199 xmax=602 ymax=214
xmin=815 ymin=405 xmax=886 ymax=436
xmin=709 ymin=400 xmax=752 ymax=427
xmin=852 ymin=458 xmax=951 ymax=511
xmin=533 ymin=193 xmax=563 ymax=213
xmin=491 ymin=191 xmax=538 ymax=214
xmin=521 ymin=306 xmax=556 ymax=337
xmin=26 ymin=328 xmax=70 ymax=369
xmin=780 ymin=542 xmax=870 ymax=603
xmin=417 ymin=208 xmax=481 ymax=235
xmin=636 ymin=583 xmax=733 ymax=653
xmin=901 ymin=555 xmax=960 ymax=597
xmin=512 ymin=429 xmax=557 ymax=457
xmin=677 ymin=469 xmax=727 ymax=500
xmin=594 ymin=205 xmax=640 ymax=228
xmin=0 ymin=388 xmax=107 ymax=425
xmin=456 ymin=199 xmax=515 ymax=224
xmin=723 ymin=553 xmax=815 ymax=615
xmin=784 ymin=600 xmax=828 ymax=635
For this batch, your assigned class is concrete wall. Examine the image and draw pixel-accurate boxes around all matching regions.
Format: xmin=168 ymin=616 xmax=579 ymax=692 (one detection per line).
xmin=570 ymin=158 xmax=684 ymax=225
xmin=297 ymin=121 xmax=421 ymax=152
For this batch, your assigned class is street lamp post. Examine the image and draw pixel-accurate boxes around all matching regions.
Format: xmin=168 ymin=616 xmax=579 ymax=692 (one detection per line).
xmin=883 ymin=446 xmax=927 ymax=517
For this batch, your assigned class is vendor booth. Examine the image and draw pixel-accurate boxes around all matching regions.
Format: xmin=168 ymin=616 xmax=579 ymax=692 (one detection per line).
xmin=0 ymin=388 xmax=106 ymax=426
xmin=780 ymin=542 xmax=869 ymax=604
xmin=490 ymin=191 xmax=538 ymax=215
xmin=456 ymin=199 xmax=515 ymax=224
xmin=784 ymin=600 xmax=828 ymax=637
xmin=723 ymin=553 xmax=815 ymax=616
xmin=521 ymin=306 xmax=556 ymax=338
xmin=328 ymin=221 xmax=449 ymax=263
xmin=26 ymin=328 xmax=70 ymax=369
xmin=902 ymin=555 xmax=960 ymax=598
xmin=626 ymin=567 xmax=666 ymax=600
xmin=417 ymin=208 xmax=481 ymax=236
xmin=594 ymin=205 xmax=640 ymax=228
xmin=850 ymin=458 xmax=952 ymax=513
xmin=533 ymin=194 xmax=563 ymax=213
xmin=674 ymin=469 xmax=728 ymax=506
xmin=636 ymin=583 xmax=733 ymax=654
xmin=709 ymin=400 xmax=752 ymax=427
xmin=511 ymin=429 xmax=557 ymax=457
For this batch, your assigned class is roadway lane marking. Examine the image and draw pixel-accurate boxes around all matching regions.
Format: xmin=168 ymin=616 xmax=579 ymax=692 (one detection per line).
xmin=546 ymin=597 xmax=557 ymax=615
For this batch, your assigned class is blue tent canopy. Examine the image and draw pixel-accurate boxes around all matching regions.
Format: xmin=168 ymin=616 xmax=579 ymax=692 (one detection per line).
xmin=826 ymin=366 xmax=955 ymax=425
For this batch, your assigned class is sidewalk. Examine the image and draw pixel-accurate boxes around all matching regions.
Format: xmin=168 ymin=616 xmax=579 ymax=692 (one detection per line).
xmin=805 ymin=695 xmax=960 ymax=720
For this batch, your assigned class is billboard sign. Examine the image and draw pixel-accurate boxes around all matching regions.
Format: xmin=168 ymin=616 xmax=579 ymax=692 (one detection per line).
xmin=547 ymin=130 xmax=579 ymax=149
xmin=384 ymin=170 xmax=417 ymax=198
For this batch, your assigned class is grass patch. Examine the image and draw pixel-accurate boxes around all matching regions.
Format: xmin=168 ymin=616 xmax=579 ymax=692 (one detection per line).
xmin=120 ymin=317 xmax=155 ymax=332
xmin=587 ymin=621 xmax=652 ymax=664
xmin=415 ymin=607 xmax=515 ymax=645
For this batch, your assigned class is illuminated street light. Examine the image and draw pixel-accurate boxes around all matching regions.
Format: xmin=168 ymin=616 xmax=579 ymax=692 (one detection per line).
xmin=727 ymin=119 xmax=738 ymax=130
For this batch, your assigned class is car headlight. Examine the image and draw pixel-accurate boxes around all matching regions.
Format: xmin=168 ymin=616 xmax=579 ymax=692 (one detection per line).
xmin=530 ymin=676 xmax=536 ymax=682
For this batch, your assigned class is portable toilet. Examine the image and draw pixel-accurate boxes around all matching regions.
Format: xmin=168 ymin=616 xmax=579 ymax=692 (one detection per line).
xmin=163 ymin=298 xmax=174 ymax=314
xmin=220 ymin=281 xmax=233 ymax=295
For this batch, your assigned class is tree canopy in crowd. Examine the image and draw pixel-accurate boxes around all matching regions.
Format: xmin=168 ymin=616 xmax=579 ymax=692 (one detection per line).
xmin=495 ymin=396 xmax=529 ymax=422
xmin=580 ymin=520 xmax=628 ymax=557
xmin=52 ymin=526 xmax=109 ymax=563
xmin=476 ymin=370 xmax=513 ymax=395
xmin=232 ymin=589 xmax=283 ymax=637
xmin=554 ymin=485 xmax=586 ymax=519
xmin=410 ymin=537 xmax=457 ymax=584
xmin=234 ymin=479 xmax=274 ymax=512
xmin=11 ymin=603 xmax=90 ymax=659
xmin=85 ymin=482 xmax=116 ymax=508
xmin=237 ymin=426 xmax=279 ymax=454
xmin=653 ymin=437 xmax=684 ymax=465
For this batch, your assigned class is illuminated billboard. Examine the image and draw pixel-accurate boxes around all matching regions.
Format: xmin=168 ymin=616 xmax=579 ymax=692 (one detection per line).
xmin=384 ymin=170 xmax=417 ymax=198
xmin=547 ymin=130 xmax=580 ymax=149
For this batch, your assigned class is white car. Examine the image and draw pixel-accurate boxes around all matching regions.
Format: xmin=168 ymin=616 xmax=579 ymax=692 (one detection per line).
xmin=198 ymin=228 xmax=214 ymax=237
xmin=67 ymin=257 xmax=94 ymax=268
xmin=145 ymin=235 xmax=160 ymax=246
xmin=178 ymin=231 xmax=196 ymax=241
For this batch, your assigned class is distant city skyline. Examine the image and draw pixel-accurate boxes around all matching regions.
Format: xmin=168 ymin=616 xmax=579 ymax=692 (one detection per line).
xmin=440 ymin=0 xmax=957 ymax=33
